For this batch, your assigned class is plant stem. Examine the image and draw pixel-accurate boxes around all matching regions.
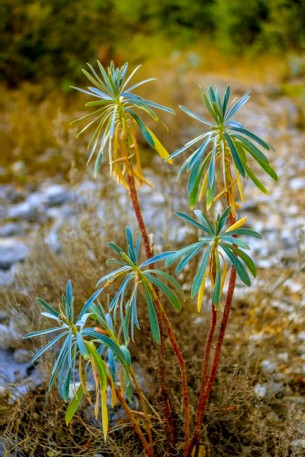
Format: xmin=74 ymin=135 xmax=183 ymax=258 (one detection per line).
xmin=153 ymin=293 xmax=191 ymax=456
xmin=188 ymin=266 xmax=236 ymax=455
xmin=114 ymin=384 xmax=154 ymax=457
xmin=127 ymin=170 xmax=175 ymax=447
xmin=128 ymin=173 xmax=152 ymax=259
xmin=130 ymin=368 xmax=154 ymax=452
xmin=188 ymin=210 xmax=237 ymax=456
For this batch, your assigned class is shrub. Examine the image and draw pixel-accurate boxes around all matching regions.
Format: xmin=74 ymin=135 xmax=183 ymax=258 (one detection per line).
xmin=25 ymin=62 xmax=277 ymax=456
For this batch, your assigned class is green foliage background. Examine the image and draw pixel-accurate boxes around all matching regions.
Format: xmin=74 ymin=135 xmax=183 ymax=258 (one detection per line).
xmin=1 ymin=0 xmax=304 ymax=86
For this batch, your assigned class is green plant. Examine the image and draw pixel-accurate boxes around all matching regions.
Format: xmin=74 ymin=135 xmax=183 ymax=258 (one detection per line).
xmin=25 ymin=62 xmax=277 ymax=456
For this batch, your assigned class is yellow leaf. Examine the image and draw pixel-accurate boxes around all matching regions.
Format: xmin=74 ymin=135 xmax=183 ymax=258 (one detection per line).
xmin=197 ymin=275 xmax=206 ymax=312
xmin=192 ymin=444 xmax=206 ymax=457
xmin=236 ymin=170 xmax=245 ymax=203
xmin=226 ymin=216 xmax=247 ymax=232
xmin=101 ymin=388 xmax=108 ymax=441
xmin=133 ymin=167 xmax=153 ymax=187
xmin=146 ymin=127 xmax=172 ymax=164
xmin=199 ymin=172 xmax=209 ymax=202
xmin=220 ymin=261 xmax=227 ymax=298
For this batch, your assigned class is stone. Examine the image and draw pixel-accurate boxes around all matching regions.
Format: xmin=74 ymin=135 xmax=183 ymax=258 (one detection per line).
xmin=7 ymin=201 xmax=38 ymax=221
xmin=0 ymin=270 xmax=14 ymax=286
xmin=289 ymin=177 xmax=305 ymax=191
xmin=0 ymin=239 xmax=29 ymax=270
xmin=291 ymin=440 xmax=305 ymax=448
xmin=43 ymin=184 xmax=71 ymax=207
xmin=0 ymin=222 xmax=25 ymax=237
xmin=13 ymin=348 xmax=33 ymax=364
xmin=253 ymin=383 xmax=267 ymax=398
xmin=261 ymin=360 xmax=278 ymax=375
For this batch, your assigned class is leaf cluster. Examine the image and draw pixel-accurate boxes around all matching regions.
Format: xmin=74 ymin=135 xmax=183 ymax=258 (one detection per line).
xmin=97 ymin=228 xmax=184 ymax=344
xmin=168 ymin=86 xmax=278 ymax=210
xmin=165 ymin=207 xmax=261 ymax=310
xmin=72 ymin=61 xmax=174 ymax=185
xmin=24 ymin=280 xmax=131 ymax=440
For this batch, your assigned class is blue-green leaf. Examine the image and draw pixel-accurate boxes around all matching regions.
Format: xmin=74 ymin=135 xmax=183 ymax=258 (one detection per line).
xmin=79 ymin=288 xmax=103 ymax=319
xmin=191 ymin=245 xmax=213 ymax=297
xmin=221 ymin=244 xmax=251 ymax=286
xmin=224 ymin=133 xmax=245 ymax=177
xmin=37 ymin=298 xmax=59 ymax=317
xmin=144 ymin=272 xmax=181 ymax=311
xmin=143 ymin=283 xmax=160 ymax=344
xmin=176 ymin=242 xmax=204 ymax=274
xmin=140 ymin=251 xmax=176 ymax=268
xmin=30 ymin=332 xmax=68 ymax=363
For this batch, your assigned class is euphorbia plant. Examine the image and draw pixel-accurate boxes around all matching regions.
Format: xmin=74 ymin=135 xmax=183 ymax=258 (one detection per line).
xmin=25 ymin=62 xmax=277 ymax=457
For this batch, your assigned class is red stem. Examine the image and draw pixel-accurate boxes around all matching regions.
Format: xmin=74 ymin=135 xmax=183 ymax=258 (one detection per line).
xmin=188 ymin=211 xmax=237 ymax=456
xmin=128 ymin=172 xmax=175 ymax=447
xmin=153 ymin=294 xmax=191 ymax=456
xmin=188 ymin=267 xmax=236 ymax=455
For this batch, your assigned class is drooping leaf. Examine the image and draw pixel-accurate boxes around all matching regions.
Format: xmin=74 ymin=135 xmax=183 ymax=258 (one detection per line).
xmin=65 ymin=384 xmax=84 ymax=425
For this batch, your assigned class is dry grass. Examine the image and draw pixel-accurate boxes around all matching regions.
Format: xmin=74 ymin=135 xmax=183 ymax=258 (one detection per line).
xmin=1 ymin=208 xmax=305 ymax=456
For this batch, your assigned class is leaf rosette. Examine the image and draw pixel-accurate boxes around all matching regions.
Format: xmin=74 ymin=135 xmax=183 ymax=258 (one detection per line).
xmin=167 ymin=86 xmax=278 ymax=211
xmin=165 ymin=206 xmax=261 ymax=310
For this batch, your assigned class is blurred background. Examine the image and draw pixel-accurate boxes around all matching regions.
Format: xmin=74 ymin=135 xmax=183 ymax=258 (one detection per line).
xmin=0 ymin=0 xmax=305 ymax=183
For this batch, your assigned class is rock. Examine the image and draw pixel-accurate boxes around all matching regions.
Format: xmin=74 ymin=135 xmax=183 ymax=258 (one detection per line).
xmin=289 ymin=177 xmax=305 ymax=191
xmin=0 ymin=222 xmax=25 ymax=237
xmin=261 ymin=360 xmax=278 ymax=375
xmin=43 ymin=184 xmax=71 ymax=206
xmin=291 ymin=439 xmax=305 ymax=449
xmin=253 ymin=383 xmax=267 ymax=398
xmin=13 ymin=348 xmax=33 ymax=364
xmin=0 ymin=239 xmax=29 ymax=270
xmin=298 ymin=332 xmax=305 ymax=342
xmin=0 ymin=270 xmax=14 ymax=286
xmin=7 ymin=201 xmax=39 ymax=221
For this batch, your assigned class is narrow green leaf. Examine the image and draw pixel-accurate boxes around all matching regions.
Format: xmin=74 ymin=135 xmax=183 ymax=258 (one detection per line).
xmin=30 ymin=332 xmax=68 ymax=363
xmin=143 ymin=283 xmax=160 ymax=344
xmin=175 ymin=211 xmax=208 ymax=232
xmin=140 ymin=251 xmax=176 ymax=268
xmin=232 ymin=134 xmax=270 ymax=163
xmin=224 ymin=133 xmax=245 ymax=177
xmin=230 ymin=127 xmax=272 ymax=150
xmin=176 ymin=242 xmax=204 ymax=274
xmin=145 ymin=269 xmax=185 ymax=298
xmin=212 ymin=252 xmax=222 ymax=308
xmin=225 ymin=244 xmax=257 ymax=277
xmin=24 ymin=326 xmax=65 ymax=339
xmin=126 ymin=109 xmax=154 ymax=147
xmin=191 ymin=245 xmax=212 ymax=297
xmin=179 ymin=105 xmax=212 ymax=126
xmin=166 ymin=243 xmax=202 ymax=267
xmin=242 ymin=160 xmax=269 ymax=193
xmin=85 ymin=342 xmax=108 ymax=389
xmin=144 ymin=272 xmax=181 ymax=311
xmin=226 ymin=227 xmax=262 ymax=239
xmin=37 ymin=298 xmax=59 ymax=317
xmin=221 ymin=244 xmax=251 ymax=286
xmin=65 ymin=384 xmax=84 ymax=425
xmin=79 ymin=288 xmax=104 ymax=318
